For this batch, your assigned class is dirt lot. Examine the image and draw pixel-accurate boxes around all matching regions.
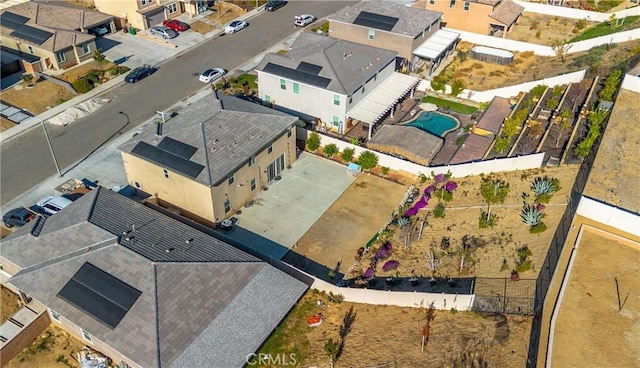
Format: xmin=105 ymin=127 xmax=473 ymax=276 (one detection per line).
xmin=508 ymin=12 xmax=598 ymax=45
xmin=5 ymin=324 xmax=86 ymax=368
xmin=1 ymin=286 xmax=22 ymax=324
xmin=1 ymin=116 xmax=17 ymax=132
xmin=295 ymin=173 xmax=408 ymax=269
xmin=550 ymin=227 xmax=640 ymax=368
xmin=444 ymin=39 xmax=640 ymax=91
xmin=1 ymin=81 xmax=75 ymax=115
xmin=262 ymin=290 xmax=532 ymax=367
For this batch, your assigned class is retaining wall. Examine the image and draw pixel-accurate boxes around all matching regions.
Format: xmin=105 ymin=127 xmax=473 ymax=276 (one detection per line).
xmin=575 ymin=196 xmax=640 ymax=237
xmin=514 ymin=0 xmax=640 ymax=21
xmin=621 ymin=73 xmax=640 ymax=92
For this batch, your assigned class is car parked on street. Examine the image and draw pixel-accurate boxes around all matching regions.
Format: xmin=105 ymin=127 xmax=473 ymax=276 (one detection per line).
xmin=2 ymin=205 xmax=42 ymax=228
xmin=224 ymin=20 xmax=248 ymax=34
xmin=294 ymin=14 xmax=317 ymax=27
xmin=125 ymin=64 xmax=158 ymax=83
xmin=265 ymin=0 xmax=287 ymax=11
xmin=149 ymin=26 xmax=178 ymax=39
xmin=163 ymin=19 xmax=189 ymax=32
xmin=199 ymin=68 xmax=226 ymax=83
xmin=37 ymin=196 xmax=73 ymax=216
xmin=89 ymin=26 xmax=109 ymax=36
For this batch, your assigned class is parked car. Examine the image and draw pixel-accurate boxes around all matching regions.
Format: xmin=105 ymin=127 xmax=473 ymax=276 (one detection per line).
xmin=294 ymin=14 xmax=317 ymax=27
xmin=224 ymin=20 xmax=248 ymax=34
xmin=149 ymin=26 xmax=178 ymax=39
xmin=89 ymin=26 xmax=109 ymax=36
xmin=199 ymin=68 xmax=226 ymax=83
xmin=265 ymin=0 xmax=287 ymax=11
xmin=2 ymin=205 xmax=42 ymax=228
xmin=163 ymin=19 xmax=189 ymax=32
xmin=125 ymin=64 xmax=158 ymax=83
xmin=37 ymin=196 xmax=73 ymax=216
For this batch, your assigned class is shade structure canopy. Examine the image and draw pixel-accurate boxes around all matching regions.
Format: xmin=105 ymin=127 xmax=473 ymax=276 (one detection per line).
xmin=413 ymin=29 xmax=460 ymax=60
xmin=347 ymin=72 xmax=420 ymax=124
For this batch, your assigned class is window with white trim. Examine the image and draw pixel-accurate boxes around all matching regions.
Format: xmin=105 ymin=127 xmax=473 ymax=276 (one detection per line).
xmin=332 ymin=115 xmax=340 ymax=127
xmin=464 ymin=1 xmax=470 ymax=11
xmin=280 ymin=78 xmax=286 ymax=90
xmin=333 ymin=94 xmax=340 ymax=106
xmin=227 ymin=171 xmax=235 ymax=185
xmin=450 ymin=0 xmax=456 ymax=8
xmin=28 ymin=45 xmax=34 ymax=54
xmin=224 ymin=199 xmax=231 ymax=213
xmin=50 ymin=309 xmax=61 ymax=323
xmin=268 ymin=144 xmax=273 ymax=154
xmin=168 ymin=3 xmax=178 ymax=14
xmin=250 ymin=178 xmax=256 ymax=191
xmin=81 ymin=328 xmax=93 ymax=343
xmin=82 ymin=43 xmax=90 ymax=55
xmin=293 ymin=82 xmax=299 ymax=94
xmin=163 ymin=169 xmax=169 ymax=179
xmin=429 ymin=0 xmax=435 ymax=4
xmin=140 ymin=0 xmax=152 ymax=7
xmin=368 ymin=29 xmax=375 ymax=40
xmin=248 ymin=156 xmax=255 ymax=167
xmin=56 ymin=51 xmax=67 ymax=63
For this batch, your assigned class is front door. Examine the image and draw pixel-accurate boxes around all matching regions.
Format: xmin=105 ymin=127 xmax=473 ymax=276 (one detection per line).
xmin=266 ymin=154 xmax=285 ymax=182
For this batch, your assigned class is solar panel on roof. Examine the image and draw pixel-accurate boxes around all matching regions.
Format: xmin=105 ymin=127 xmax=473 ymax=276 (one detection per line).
xmin=352 ymin=11 xmax=399 ymax=32
xmin=131 ymin=142 xmax=204 ymax=179
xmin=296 ymin=62 xmax=322 ymax=75
xmin=9 ymin=25 xmax=53 ymax=45
xmin=0 ymin=12 xmax=29 ymax=30
xmin=57 ymin=262 xmax=141 ymax=329
xmin=157 ymin=137 xmax=198 ymax=160
xmin=263 ymin=63 xmax=331 ymax=89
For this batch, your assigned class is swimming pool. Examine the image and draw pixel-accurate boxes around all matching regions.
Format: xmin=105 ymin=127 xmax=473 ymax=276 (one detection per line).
xmin=405 ymin=111 xmax=459 ymax=137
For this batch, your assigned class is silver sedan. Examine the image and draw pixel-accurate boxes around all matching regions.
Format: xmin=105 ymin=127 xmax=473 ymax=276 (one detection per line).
xmin=149 ymin=26 xmax=178 ymax=39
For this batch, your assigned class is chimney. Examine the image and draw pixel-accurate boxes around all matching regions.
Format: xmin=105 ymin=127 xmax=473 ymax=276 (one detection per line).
xmin=156 ymin=121 xmax=163 ymax=136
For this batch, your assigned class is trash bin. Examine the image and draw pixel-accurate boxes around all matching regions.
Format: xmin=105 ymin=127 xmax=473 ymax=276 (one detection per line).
xmin=129 ymin=27 xmax=136 ymax=35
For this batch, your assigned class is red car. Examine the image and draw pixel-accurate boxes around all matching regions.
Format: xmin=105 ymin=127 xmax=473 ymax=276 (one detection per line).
xmin=162 ymin=19 xmax=189 ymax=32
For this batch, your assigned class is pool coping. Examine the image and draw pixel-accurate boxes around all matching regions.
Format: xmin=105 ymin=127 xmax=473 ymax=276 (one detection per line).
xmin=401 ymin=110 xmax=462 ymax=137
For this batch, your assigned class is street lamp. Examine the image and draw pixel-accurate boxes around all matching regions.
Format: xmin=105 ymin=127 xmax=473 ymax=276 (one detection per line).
xmin=25 ymin=109 xmax=62 ymax=177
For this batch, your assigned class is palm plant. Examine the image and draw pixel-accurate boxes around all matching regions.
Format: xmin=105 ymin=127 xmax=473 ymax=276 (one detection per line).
xmin=531 ymin=176 xmax=556 ymax=195
xmin=521 ymin=204 xmax=543 ymax=225
xmin=397 ymin=217 xmax=411 ymax=229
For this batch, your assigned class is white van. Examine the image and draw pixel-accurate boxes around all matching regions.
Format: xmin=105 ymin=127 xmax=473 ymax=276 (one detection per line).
xmin=37 ymin=196 xmax=73 ymax=216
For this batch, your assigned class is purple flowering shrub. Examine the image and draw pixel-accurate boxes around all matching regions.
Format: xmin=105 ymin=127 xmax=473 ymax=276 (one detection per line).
xmin=444 ymin=181 xmax=458 ymax=192
xmin=424 ymin=185 xmax=437 ymax=194
xmin=382 ymin=260 xmax=400 ymax=272
xmin=364 ymin=267 xmax=375 ymax=278
xmin=434 ymin=173 xmax=447 ymax=184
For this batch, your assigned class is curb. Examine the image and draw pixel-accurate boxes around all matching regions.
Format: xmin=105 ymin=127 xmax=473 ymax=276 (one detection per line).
xmin=136 ymin=33 xmax=179 ymax=48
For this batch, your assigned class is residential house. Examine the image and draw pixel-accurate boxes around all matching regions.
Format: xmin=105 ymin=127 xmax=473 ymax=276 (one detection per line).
xmin=0 ymin=2 xmax=114 ymax=71
xmin=421 ymin=0 xmax=524 ymax=37
xmin=255 ymin=33 xmax=421 ymax=139
xmin=119 ymin=93 xmax=299 ymax=224
xmin=0 ymin=187 xmax=309 ymax=368
xmin=94 ymin=0 xmax=206 ymax=30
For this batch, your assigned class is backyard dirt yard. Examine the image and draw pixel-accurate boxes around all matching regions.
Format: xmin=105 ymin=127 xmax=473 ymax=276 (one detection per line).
xmin=348 ymin=165 xmax=580 ymax=281
xmin=444 ymin=39 xmax=640 ymax=91
xmin=508 ymin=12 xmax=597 ymax=45
xmin=5 ymin=324 xmax=86 ymax=368
xmin=550 ymin=227 xmax=640 ymax=368
xmin=1 ymin=81 xmax=75 ymax=115
xmin=263 ymin=290 xmax=532 ymax=368
xmin=1 ymin=116 xmax=17 ymax=132
xmin=295 ymin=173 xmax=408 ymax=269
xmin=1 ymin=286 xmax=21 ymax=324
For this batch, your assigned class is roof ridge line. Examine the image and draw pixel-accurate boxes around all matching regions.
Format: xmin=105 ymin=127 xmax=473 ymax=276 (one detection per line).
xmin=201 ymin=121 xmax=214 ymax=186
xmin=322 ymin=45 xmax=347 ymax=95
xmin=153 ymin=263 xmax=162 ymax=367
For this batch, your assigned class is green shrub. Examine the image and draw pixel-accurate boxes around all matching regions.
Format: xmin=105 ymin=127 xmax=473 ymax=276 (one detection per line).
xmin=500 ymin=258 xmax=509 ymax=272
xmin=450 ymin=79 xmax=466 ymax=97
xmin=322 ymin=143 xmax=338 ymax=158
xmin=515 ymin=245 xmax=533 ymax=272
xmin=72 ymin=77 xmax=94 ymax=93
xmin=433 ymin=203 xmax=446 ymax=218
xmin=349 ymin=137 xmax=363 ymax=146
xmin=419 ymin=173 xmax=428 ymax=183
xmin=434 ymin=188 xmax=454 ymax=202
xmin=493 ymin=135 xmax=511 ymax=153
xmin=456 ymin=135 xmax=468 ymax=146
xmin=306 ymin=132 xmax=321 ymax=151
xmin=357 ymin=150 xmax=379 ymax=170
xmin=479 ymin=211 xmax=497 ymax=228
xmin=85 ymin=69 xmax=103 ymax=84
xmin=430 ymin=77 xmax=446 ymax=93
xmin=341 ymin=147 xmax=355 ymax=162
xmin=529 ymin=222 xmax=548 ymax=234
xmin=381 ymin=166 xmax=389 ymax=175
xmin=22 ymin=73 xmax=34 ymax=83
xmin=535 ymin=192 xmax=552 ymax=203
xmin=529 ymin=85 xmax=548 ymax=99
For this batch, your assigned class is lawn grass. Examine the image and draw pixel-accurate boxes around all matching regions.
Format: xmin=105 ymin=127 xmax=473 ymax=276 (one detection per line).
xmin=569 ymin=16 xmax=640 ymax=42
xmin=257 ymin=290 xmax=323 ymax=363
xmin=421 ymin=96 xmax=478 ymax=114
xmin=310 ymin=22 xmax=329 ymax=34
xmin=229 ymin=73 xmax=258 ymax=89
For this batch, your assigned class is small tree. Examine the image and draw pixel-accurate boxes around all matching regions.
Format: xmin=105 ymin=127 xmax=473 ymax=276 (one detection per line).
xmin=599 ymin=69 xmax=622 ymax=101
xmin=324 ymin=338 xmax=339 ymax=368
xmin=551 ymin=39 xmax=571 ymax=62
xmin=306 ymin=132 xmax=321 ymax=151
xmin=341 ymin=147 xmax=355 ymax=162
xmin=480 ymin=178 xmax=510 ymax=221
xmin=357 ymin=150 xmax=378 ymax=170
xmin=430 ymin=77 xmax=446 ymax=93
xmin=322 ymin=143 xmax=339 ymax=158
xmin=450 ymin=79 xmax=466 ymax=97
xmin=493 ymin=135 xmax=511 ymax=153
xmin=93 ymin=48 xmax=106 ymax=72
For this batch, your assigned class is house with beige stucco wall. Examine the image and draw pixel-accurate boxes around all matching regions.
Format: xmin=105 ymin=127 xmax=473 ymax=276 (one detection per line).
xmin=421 ymin=0 xmax=523 ymax=37
xmin=118 ymin=93 xmax=299 ymax=224
xmin=0 ymin=2 xmax=113 ymax=71
xmin=94 ymin=0 xmax=208 ymax=30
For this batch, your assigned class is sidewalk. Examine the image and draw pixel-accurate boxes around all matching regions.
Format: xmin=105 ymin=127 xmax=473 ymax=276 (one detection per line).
xmin=0 ymin=6 xmax=265 ymax=144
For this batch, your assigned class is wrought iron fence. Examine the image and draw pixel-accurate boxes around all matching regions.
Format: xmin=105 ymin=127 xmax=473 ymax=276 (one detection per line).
xmin=472 ymin=277 xmax=536 ymax=315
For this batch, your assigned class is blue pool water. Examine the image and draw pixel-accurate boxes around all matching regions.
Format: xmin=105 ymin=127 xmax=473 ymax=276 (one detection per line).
xmin=405 ymin=112 xmax=459 ymax=137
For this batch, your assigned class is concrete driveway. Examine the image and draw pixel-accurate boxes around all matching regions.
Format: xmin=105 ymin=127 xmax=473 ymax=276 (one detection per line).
xmin=233 ymin=153 xmax=356 ymax=255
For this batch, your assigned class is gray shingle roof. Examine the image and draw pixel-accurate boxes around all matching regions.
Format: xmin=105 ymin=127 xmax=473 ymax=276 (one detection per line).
xmin=119 ymin=96 xmax=298 ymax=187
xmin=329 ymin=1 xmax=442 ymax=37
xmin=255 ymin=33 xmax=398 ymax=95
xmin=5 ymin=187 xmax=309 ymax=368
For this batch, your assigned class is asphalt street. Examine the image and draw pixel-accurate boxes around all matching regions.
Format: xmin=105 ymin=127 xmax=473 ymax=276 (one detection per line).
xmin=0 ymin=1 xmax=354 ymax=204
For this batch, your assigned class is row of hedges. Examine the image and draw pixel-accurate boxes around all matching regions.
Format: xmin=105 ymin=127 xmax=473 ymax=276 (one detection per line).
xmin=72 ymin=66 xmax=130 ymax=93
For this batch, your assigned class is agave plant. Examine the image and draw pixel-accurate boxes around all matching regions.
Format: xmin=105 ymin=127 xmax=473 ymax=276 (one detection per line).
xmin=521 ymin=204 xmax=543 ymax=225
xmin=531 ymin=176 xmax=556 ymax=195
xmin=397 ymin=217 xmax=411 ymax=229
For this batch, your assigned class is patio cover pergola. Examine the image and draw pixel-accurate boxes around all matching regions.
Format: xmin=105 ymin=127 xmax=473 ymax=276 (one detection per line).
xmin=347 ymin=72 xmax=420 ymax=139
xmin=412 ymin=29 xmax=460 ymax=75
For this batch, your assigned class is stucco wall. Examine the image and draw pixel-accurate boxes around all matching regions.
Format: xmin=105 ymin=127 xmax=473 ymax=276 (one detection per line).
xmin=425 ymin=0 xmax=495 ymax=34
xmin=330 ymin=21 xmax=415 ymax=59
xmin=94 ymin=0 xmax=146 ymax=29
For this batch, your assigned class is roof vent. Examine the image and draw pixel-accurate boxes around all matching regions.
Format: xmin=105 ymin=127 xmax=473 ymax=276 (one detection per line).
xmin=343 ymin=53 xmax=348 ymax=59
xmin=185 ymin=238 xmax=193 ymax=244
xmin=165 ymin=247 xmax=174 ymax=253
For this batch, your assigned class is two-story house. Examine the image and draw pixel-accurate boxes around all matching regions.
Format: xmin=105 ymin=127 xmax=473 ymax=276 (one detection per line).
xmin=0 ymin=3 xmax=114 ymax=71
xmin=422 ymin=0 xmax=524 ymax=37
xmin=118 ymin=93 xmax=299 ymax=224
xmin=94 ymin=0 xmax=204 ymax=30
xmin=255 ymin=33 xmax=421 ymax=139
xmin=0 ymin=187 xmax=309 ymax=368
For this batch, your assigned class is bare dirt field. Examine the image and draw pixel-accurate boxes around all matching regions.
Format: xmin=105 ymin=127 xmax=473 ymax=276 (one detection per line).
xmin=262 ymin=290 xmax=532 ymax=368
xmin=444 ymin=39 xmax=640 ymax=91
xmin=5 ymin=324 xmax=86 ymax=368
xmin=1 ymin=286 xmax=21 ymax=324
xmin=550 ymin=227 xmax=640 ymax=368
xmin=508 ymin=12 xmax=598 ymax=45
xmin=295 ymin=173 xmax=408 ymax=269
xmin=1 ymin=81 xmax=75 ymax=115
xmin=1 ymin=116 xmax=17 ymax=132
